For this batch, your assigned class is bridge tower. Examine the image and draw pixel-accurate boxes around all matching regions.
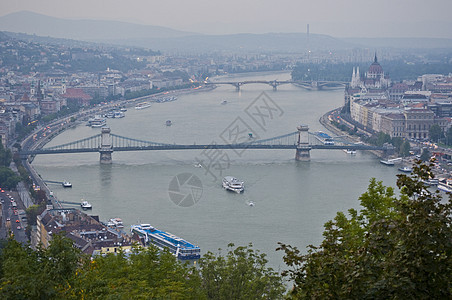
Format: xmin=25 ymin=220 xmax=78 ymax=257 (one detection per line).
xmin=271 ymin=80 xmax=278 ymax=91
xmin=99 ymin=127 xmax=113 ymax=164
xmin=295 ymin=125 xmax=311 ymax=161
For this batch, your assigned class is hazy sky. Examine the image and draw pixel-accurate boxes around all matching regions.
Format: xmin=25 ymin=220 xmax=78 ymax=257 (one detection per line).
xmin=2 ymin=0 xmax=452 ymax=38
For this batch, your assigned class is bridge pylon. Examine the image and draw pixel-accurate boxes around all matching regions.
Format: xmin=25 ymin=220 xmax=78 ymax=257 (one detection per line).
xmin=99 ymin=127 xmax=113 ymax=164
xmin=295 ymin=125 xmax=311 ymax=161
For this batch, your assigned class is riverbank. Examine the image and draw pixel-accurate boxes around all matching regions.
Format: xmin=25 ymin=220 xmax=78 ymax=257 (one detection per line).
xmin=18 ymin=84 xmax=216 ymax=209
xmin=319 ymin=107 xmax=386 ymax=159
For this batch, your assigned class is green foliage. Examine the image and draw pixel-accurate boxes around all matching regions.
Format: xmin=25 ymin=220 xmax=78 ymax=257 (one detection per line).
xmin=399 ymin=140 xmax=411 ymax=157
xmin=429 ymin=124 xmax=444 ymax=143
xmin=199 ymin=243 xmax=285 ymax=299
xmin=0 ymin=166 xmax=20 ymax=190
xmin=0 ymin=139 xmax=12 ymax=167
xmin=420 ymin=148 xmax=430 ymax=161
xmin=26 ymin=203 xmax=46 ymax=226
xmin=64 ymin=246 xmax=204 ymax=299
xmin=0 ymin=234 xmax=81 ymax=299
xmin=278 ymin=160 xmax=452 ymax=299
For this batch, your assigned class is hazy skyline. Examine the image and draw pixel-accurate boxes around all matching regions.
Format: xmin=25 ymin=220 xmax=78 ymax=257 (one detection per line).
xmin=2 ymin=0 xmax=452 ymax=38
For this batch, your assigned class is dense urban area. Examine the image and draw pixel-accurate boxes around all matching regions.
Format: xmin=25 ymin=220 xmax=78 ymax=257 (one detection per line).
xmin=0 ymin=28 xmax=451 ymax=299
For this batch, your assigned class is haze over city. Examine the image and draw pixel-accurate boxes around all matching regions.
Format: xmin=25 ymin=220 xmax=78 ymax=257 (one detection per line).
xmin=2 ymin=0 xmax=452 ymax=38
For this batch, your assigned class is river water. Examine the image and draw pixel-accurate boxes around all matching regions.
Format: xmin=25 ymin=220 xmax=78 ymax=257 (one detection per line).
xmin=32 ymin=72 xmax=400 ymax=270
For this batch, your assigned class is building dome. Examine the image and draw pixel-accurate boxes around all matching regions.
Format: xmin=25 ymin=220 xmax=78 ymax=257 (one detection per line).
xmin=367 ymin=53 xmax=383 ymax=76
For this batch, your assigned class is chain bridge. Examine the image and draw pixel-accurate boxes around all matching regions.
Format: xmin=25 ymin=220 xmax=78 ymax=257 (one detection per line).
xmin=20 ymin=126 xmax=387 ymax=163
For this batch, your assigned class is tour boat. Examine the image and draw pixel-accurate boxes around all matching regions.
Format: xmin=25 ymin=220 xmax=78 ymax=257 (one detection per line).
xmin=222 ymin=176 xmax=244 ymax=193
xmin=398 ymin=166 xmax=413 ymax=173
xmin=131 ymin=224 xmax=201 ymax=260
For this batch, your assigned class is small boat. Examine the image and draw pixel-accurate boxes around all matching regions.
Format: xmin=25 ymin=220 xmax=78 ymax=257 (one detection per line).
xmin=222 ymin=176 xmax=244 ymax=193
xmin=194 ymin=163 xmax=203 ymax=168
xmin=422 ymin=179 xmax=439 ymax=186
xmin=120 ymin=108 xmax=127 ymax=112
xmin=114 ymin=111 xmax=125 ymax=118
xmin=344 ymin=149 xmax=357 ymax=155
xmin=380 ymin=160 xmax=395 ymax=166
xmin=221 ymin=100 xmax=228 ymax=105
xmin=109 ymin=218 xmax=124 ymax=228
xmin=81 ymin=200 xmax=92 ymax=209
xmin=166 ymin=120 xmax=172 ymax=126
xmin=62 ymin=181 xmax=72 ymax=188
xmin=438 ymin=182 xmax=452 ymax=193
xmin=248 ymin=201 xmax=255 ymax=207
xmin=398 ymin=166 xmax=413 ymax=173
xmin=135 ymin=102 xmax=151 ymax=110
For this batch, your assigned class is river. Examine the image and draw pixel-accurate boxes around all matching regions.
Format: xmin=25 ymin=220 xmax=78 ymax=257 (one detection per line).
xmin=32 ymin=71 xmax=400 ymax=270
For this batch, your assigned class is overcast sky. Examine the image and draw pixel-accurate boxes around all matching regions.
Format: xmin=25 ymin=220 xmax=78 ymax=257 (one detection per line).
xmin=2 ymin=0 xmax=452 ymax=38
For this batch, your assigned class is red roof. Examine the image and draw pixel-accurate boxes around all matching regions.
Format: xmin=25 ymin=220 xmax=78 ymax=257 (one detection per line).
xmin=62 ymin=88 xmax=92 ymax=100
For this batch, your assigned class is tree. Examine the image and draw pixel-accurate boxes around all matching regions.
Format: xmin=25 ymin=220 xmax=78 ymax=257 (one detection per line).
xmin=0 ymin=166 xmax=20 ymax=190
xmin=429 ymin=124 xmax=444 ymax=142
xmin=420 ymin=147 xmax=430 ymax=161
xmin=278 ymin=160 xmax=452 ymax=299
xmin=199 ymin=243 xmax=285 ymax=300
xmin=399 ymin=140 xmax=411 ymax=157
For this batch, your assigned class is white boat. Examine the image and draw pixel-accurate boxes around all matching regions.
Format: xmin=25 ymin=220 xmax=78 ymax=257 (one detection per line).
xmin=221 ymin=100 xmax=228 ymax=105
xmin=114 ymin=111 xmax=125 ymax=118
xmin=87 ymin=115 xmax=106 ymax=127
xmin=222 ymin=176 xmax=244 ymax=193
xmin=81 ymin=200 xmax=92 ymax=209
xmin=437 ymin=182 xmax=452 ymax=193
xmin=343 ymin=149 xmax=357 ymax=155
xmin=380 ymin=160 xmax=395 ymax=166
xmin=398 ymin=166 xmax=413 ymax=173
xmin=248 ymin=201 xmax=255 ymax=207
xmin=194 ymin=163 xmax=203 ymax=168
xmin=135 ymin=102 xmax=151 ymax=110
xmin=166 ymin=120 xmax=172 ymax=126
xmin=120 ymin=108 xmax=127 ymax=112
xmin=62 ymin=181 xmax=72 ymax=188
xmin=109 ymin=218 xmax=124 ymax=228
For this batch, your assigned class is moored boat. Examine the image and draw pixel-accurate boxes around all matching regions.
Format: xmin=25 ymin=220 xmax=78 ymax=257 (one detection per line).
xmin=81 ymin=200 xmax=92 ymax=209
xmin=131 ymin=224 xmax=201 ymax=260
xmin=135 ymin=102 xmax=151 ymax=110
xmin=166 ymin=120 xmax=172 ymax=126
xmin=344 ymin=149 xmax=357 ymax=155
xmin=398 ymin=166 xmax=413 ymax=173
xmin=380 ymin=160 xmax=394 ymax=166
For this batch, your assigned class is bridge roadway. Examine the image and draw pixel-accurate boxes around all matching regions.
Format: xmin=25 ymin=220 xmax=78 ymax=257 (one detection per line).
xmin=20 ymin=143 xmax=383 ymax=155
xmin=204 ymin=80 xmax=347 ymax=90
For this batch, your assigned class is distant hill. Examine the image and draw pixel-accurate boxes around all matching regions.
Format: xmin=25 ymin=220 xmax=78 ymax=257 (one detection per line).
xmin=1 ymin=11 xmax=452 ymax=53
xmin=343 ymin=37 xmax=452 ymax=49
xmin=0 ymin=11 xmax=196 ymax=40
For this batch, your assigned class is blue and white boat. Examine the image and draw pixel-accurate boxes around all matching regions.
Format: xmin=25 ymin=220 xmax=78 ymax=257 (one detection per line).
xmin=314 ymin=131 xmax=335 ymax=145
xmin=131 ymin=224 xmax=201 ymax=260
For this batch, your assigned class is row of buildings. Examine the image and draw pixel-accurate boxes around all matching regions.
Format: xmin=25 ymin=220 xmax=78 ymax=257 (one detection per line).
xmin=35 ymin=207 xmax=135 ymax=255
xmin=345 ymin=55 xmax=452 ymax=140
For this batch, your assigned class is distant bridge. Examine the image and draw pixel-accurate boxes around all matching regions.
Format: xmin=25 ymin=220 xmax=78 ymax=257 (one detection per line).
xmin=204 ymin=80 xmax=347 ymax=91
xmin=20 ymin=126 xmax=388 ymax=163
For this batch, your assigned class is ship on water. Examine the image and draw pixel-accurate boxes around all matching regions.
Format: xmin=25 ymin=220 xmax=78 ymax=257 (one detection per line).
xmin=314 ymin=131 xmax=335 ymax=145
xmin=131 ymin=224 xmax=201 ymax=260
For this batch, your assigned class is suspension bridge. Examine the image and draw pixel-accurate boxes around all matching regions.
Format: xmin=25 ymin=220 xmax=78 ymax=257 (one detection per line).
xmin=20 ymin=126 xmax=389 ymax=163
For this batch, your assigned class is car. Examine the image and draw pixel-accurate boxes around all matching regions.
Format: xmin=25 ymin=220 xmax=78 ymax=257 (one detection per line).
xmin=6 ymin=217 xmax=10 ymax=221
xmin=15 ymin=219 xmax=19 ymax=223
xmin=16 ymin=226 xmax=21 ymax=230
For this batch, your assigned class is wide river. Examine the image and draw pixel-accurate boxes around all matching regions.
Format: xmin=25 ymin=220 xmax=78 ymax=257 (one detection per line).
xmin=32 ymin=72 xmax=400 ymax=270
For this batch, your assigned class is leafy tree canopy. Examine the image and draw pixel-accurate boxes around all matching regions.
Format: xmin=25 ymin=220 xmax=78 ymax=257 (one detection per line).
xmin=278 ymin=160 xmax=452 ymax=299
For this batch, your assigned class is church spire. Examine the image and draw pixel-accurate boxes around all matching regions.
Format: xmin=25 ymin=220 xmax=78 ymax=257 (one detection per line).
xmin=374 ymin=52 xmax=378 ymax=63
